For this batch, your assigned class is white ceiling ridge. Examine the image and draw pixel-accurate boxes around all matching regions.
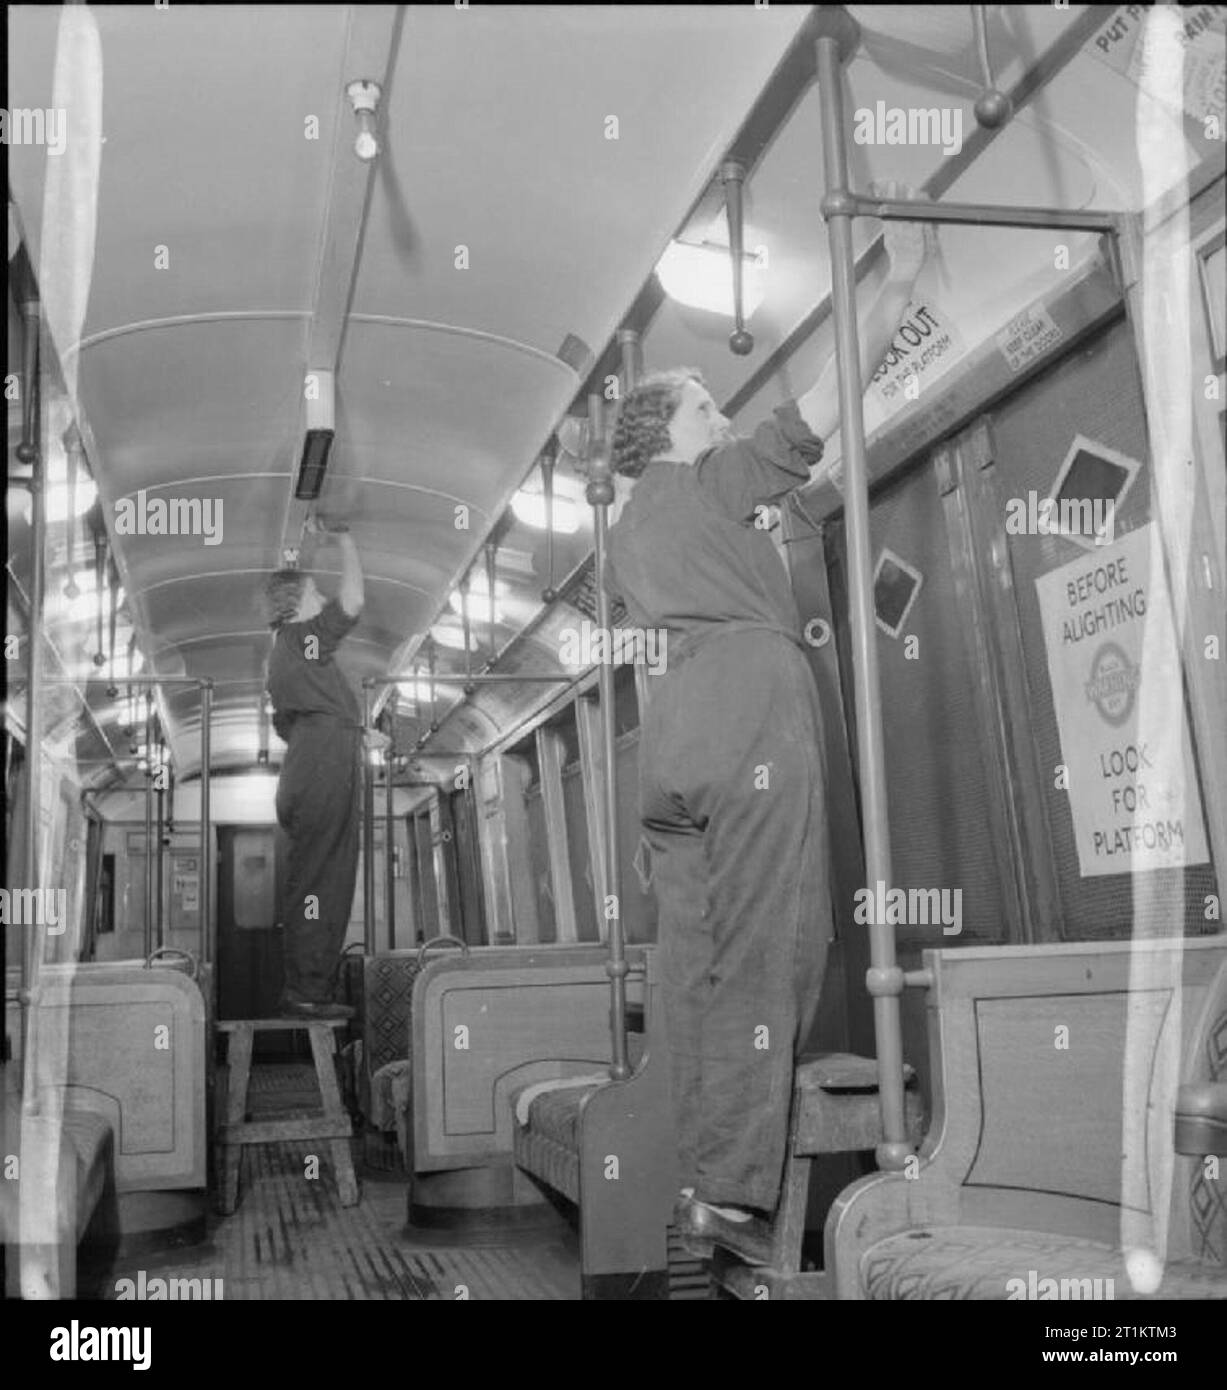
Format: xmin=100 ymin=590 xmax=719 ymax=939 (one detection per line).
xmin=75 ymin=309 xmax=309 ymax=354
xmin=109 ymin=472 xmax=292 ymax=498
xmin=346 ymin=314 xmax=587 ymax=375
xmin=292 ymin=569 xmax=437 ymax=601
xmin=120 ymin=571 xmax=428 ymax=613
xmin=349 ymin=475 xmax=494 ymax=513
xmin=150 ymin=629 xmax=269 ymax=650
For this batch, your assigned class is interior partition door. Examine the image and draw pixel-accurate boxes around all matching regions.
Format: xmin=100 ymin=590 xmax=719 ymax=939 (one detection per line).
xmin=216 ymin=825 xmax=282 ymax=1023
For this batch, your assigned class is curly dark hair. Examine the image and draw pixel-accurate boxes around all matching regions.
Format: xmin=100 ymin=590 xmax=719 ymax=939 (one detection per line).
xmin=262 ymin=569 xmax=307 ymax=628
xmin=610 ymin=368 xmax=706 ymax=478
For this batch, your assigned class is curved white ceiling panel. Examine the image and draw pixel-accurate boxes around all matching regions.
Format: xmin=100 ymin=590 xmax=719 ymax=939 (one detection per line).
xmin=7 ymin=4 xmax=347 ymax=333
xmin=9 ymin=5 xmax=813 ymax=769
xmin=352 ymin=5 xmax=812 ymax=351
xmin=78 ymin=320 xmax=305 ymax=492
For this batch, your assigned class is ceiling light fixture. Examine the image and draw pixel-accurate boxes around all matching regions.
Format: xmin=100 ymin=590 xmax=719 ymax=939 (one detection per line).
xmin=655 ymin=240 xmax=767 ymax=318
xmin=347 ymin=80 xmax=382 ymax=163
xmin=511 ymin=489 xmax=580 ymax=534
xmin=431 ymin=624 xmax=479 ymax=652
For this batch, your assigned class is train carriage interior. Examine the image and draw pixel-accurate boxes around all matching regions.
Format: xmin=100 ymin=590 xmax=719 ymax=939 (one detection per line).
xmin=4 ymin=2 xmax=1226 ymax=1313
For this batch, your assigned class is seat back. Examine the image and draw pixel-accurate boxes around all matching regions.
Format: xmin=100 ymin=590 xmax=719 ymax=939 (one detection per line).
xmin=1175 ymin=955 xmax=1227 ymax=1266
xmin=919 ymin=937 xmax=1226 ymax=1259
xmin=411 ymin=944 xmax=634 ymax=1171
xmin=361 ymin=950 xmax=426 ymax=1080
xmin=31 ymin=963 xmax=207 ymax=1191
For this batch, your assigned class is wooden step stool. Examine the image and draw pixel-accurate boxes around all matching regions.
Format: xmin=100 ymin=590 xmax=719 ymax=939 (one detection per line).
xmin=216 ymin=1019 xmax=359 ymax=1215
xmin=713 ymin=1053 xmax=926 ymax=1300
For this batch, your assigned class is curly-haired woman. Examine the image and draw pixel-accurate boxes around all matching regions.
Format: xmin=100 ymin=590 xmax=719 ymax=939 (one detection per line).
xmin=606 ymin=195 xmax=932 ymax=1259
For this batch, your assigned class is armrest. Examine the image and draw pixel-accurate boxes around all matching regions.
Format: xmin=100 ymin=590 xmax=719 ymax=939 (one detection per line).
xmin=1174 ymin=1082 xmax=1227 ymax=1156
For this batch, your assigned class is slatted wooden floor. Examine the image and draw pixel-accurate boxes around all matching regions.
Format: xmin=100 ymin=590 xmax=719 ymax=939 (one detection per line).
xmin=98 ymin=1061 xmax=713 ymax=1300
xmin=102 ymin=1063 xmax=580 ymax=1301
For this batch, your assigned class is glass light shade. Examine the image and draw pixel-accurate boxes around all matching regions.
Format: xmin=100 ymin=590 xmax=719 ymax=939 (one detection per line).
xmin=7 ymin=480 xmax=99 ymax=525
xmin=448 ymin=574 xmax=508 ymax=623
xmin=655 ymin=240 xmax=766 ymax=317
xmin=396 ymin=678 xmax=458 ymax=705
xmin=511 ymin=490 xmax=580 ymax=534
xmin=431 ymin=624 xmax=478 ymax=652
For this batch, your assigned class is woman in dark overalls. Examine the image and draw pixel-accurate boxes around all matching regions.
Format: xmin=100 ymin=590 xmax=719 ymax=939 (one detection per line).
xmin=606 ymin=196 xmax=930 ymax=1259
xmin=263 ymin=518 xmax=365 ymax=1021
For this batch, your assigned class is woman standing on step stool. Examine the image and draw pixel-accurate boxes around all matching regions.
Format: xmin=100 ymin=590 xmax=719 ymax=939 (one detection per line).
xmin=263 ymin=514 xmax=368 ymax=1022
xmin=606 ymin=184 xmax=935 ymax=1263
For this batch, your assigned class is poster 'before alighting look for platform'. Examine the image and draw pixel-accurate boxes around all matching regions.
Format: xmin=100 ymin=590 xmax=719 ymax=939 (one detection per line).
xmin=1036 ymin=521 xmax=1210 ymax=878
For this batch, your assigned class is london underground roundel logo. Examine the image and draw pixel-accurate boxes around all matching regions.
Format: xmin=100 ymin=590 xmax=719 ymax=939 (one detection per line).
xmin=1083 ymin=641 xmax=1140 ymax=728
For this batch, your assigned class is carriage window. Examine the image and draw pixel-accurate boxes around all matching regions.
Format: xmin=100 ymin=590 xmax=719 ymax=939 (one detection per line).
xmin=232 ymin=830 xmax=276 ymax=929
xmin=613 ymin=661 xmax=639 ymax=736
xmin=96 ymin=854 xmax=115 ymax=935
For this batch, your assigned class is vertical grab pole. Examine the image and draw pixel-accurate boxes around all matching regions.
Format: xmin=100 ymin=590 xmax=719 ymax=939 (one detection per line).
xmin=813 ymin=13 xmax=909 ymax=1169
xmin=144 ymin=693 xmax=155 ymax=958
xmin=617 ymin=330 xmax=651 ymax=717
xmin=200 ymin=681 xmax=214 ymax=978
xmin=155 ymin=737 xmax=165 ymax=950
xmin=541 ymin=446 xmax=558 ymax=604
xmin=484 ymin=545 xmax=498 ymax=663
xmin=384 ymin=710 xmax=396 ymax=951
xmin=460 ymin=573 xmax=472 ymax=684
xmin=363 ymin=680 xmax=376 ymax=953
xmin=587 ymin=393 xmax=630 ymax=1082
xmin=16 ymin=284 xmax=43 ymax=1093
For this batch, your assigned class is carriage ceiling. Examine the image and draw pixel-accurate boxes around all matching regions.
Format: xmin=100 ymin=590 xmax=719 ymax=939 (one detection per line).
xmin=6 ymin=4 xmax=1222 ymax=786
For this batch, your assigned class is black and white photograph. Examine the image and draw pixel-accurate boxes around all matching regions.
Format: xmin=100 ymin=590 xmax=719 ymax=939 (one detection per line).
xmin=3 ymin=0 xmax=1225 ymax=1352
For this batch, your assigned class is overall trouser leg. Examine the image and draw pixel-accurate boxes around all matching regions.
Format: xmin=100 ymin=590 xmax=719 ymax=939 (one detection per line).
xmin=277 ymin=724 xmax=361 ymax=1004
xmin=643 ymin=821 xmax=709 ymax=1192
xmin=642 ymin=632 xmax=832 ymax=1212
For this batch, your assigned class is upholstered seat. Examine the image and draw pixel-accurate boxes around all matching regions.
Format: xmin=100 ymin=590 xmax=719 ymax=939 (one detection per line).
xmin=370 ymin=1058 xmax=414 ymax=1158
xmin=62 ymin=1109 xmax=115 ymax=1241
xmin=518 ymin=1082 xmax=603 ymax=1150
xmin=353 ymin=953 xmax=424 ymax=1131
xmin=826 ymin=941 xmax=1227 ymax=1301
xmin=511 ymin=1079 xmax=606 ymax=1206
xmin=0 ymin=1097 xmax=117 ymax=1297
xmin=861 ymin=1225 xmax=1227 ymax=1300
xmin=795 ymin=1052 xmax=916 ymax=1092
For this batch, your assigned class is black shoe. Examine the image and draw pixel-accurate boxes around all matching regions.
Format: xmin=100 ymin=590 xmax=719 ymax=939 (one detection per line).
xmin=674 ymin=1193 xmax=775 ymax=1266
xmin=278 ymin=997 xmax=355 ymax=1021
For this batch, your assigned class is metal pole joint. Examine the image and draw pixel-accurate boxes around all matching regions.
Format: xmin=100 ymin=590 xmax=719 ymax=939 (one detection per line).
xmin=820 ymin=189 xmax=857 ymax=220
xmin=865 ymin=965 xmax=905 ymax=998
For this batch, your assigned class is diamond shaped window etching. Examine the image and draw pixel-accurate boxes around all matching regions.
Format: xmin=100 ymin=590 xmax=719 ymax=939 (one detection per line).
xmin=633 ymin=835 xmax=653 ymax=892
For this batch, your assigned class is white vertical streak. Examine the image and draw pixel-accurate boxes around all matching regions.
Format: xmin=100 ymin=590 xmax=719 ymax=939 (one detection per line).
xmin=20 ymin=2 xmax=104 ymax=1299
xmin=1122 ymin=2 xmax=1193 ymax=1293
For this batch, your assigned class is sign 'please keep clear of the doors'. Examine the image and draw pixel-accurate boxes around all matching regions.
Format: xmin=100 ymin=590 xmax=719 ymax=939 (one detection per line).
xmin=1035 ymin=521 xmax=1210 ymax=877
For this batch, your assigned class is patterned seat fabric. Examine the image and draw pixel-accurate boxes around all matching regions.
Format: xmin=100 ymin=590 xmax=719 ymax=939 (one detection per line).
xmin=861 ymin=1226 xmax=1227 ymax=1300
xmin=1187 ymin=999 xmax=1227 ymax=1266
xmin=517 ymin=1084 xmax=602 ymax=1150
xmin=508 ymin=1082 xmax=604 ymax=1206
xmin=363 ymin=956 xmax=425 ymax=1077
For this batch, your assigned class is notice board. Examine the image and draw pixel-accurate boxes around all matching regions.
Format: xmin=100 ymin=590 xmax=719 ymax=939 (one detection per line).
xmin=1035 ymin=522 xmax=1210 ymax=877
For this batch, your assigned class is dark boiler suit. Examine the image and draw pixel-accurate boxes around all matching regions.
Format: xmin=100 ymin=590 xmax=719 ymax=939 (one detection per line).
xmin=266 ymin=597 xmax=363 ymax=1005
xmin=606 ymin=402 xmax=834 ymax=1213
